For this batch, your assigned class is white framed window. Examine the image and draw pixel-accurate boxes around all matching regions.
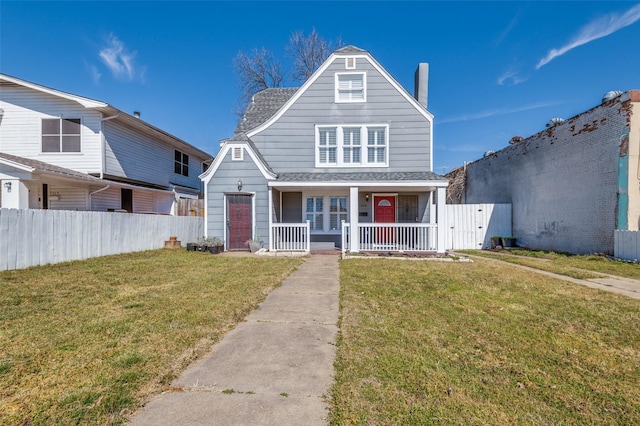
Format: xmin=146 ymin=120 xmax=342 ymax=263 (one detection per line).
xmin=367 ymin=127 xmax=387 ymax=164
xmin=232 ymin=146 xmax=244 ymax=161
xmin=42 ymin=118 xmax=81 ymax=153
xmin=306 ymin=196 xmax=324 ymax=231
xmin=329 ymin=196 xmax=348 ymax=231
xmin=342 ymin=127 xmax=361 ymax=164
xmin=335 ymin=72 xmax=366 ymax=103
xmin=318 ymin=127 xmax=337 ymax=165
xmin=305 ymin=195 xmax=349 ymax=233
xmin=315 ymin=124 xmax=388 ymax=167
xmin=345 ymin=57 xmax=356 ymax=69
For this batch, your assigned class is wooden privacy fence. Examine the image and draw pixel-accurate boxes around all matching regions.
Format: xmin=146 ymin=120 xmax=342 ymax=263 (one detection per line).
xmin=614 ymin=230 xmax=640 ymax=262
xmin=445 ymin=204 xmax=512 ymax=250
xmin=0 ymin=208 xmax=203 ymax=271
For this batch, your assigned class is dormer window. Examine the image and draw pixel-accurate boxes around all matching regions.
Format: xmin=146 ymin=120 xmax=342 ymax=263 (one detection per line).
xmin=335 ymin=72 xmax=366 ymax=103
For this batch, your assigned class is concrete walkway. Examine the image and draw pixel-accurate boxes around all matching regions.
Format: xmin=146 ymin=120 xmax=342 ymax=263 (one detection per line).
xmin=128 ymin=254 xmax=340 ymax=425
xmin=456 ymin=252 xmax=640 ymax=300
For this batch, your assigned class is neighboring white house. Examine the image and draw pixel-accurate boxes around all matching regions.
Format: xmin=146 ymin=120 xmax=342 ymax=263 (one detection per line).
xmin=200 ymin=46 xmax=449 ymax=253
xmin=0 ymin=74 xmax=213 ymax=214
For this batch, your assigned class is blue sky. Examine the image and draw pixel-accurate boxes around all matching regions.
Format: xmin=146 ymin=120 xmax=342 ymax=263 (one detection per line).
xmin=2 ymin=1 xmax=639 ymax=173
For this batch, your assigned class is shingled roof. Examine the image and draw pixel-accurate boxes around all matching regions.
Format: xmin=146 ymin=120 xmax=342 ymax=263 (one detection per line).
xmin=235 ymin=88 xmax=298 ymax=134
xmin=276 ymin=171 xmax=446 ymax=182
xmin=0 ymin=151 xmax=105 ymax=184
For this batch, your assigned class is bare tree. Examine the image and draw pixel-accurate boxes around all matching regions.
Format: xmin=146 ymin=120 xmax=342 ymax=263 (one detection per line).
xmin=287 ymin=28 xmax=342 ymax=81
xmin=232 ymin=47 xmax=284 ymax=109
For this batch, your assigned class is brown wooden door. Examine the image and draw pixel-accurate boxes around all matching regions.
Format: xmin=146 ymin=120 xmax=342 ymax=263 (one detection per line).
xmin=227 ymin=194 xmax=252 ymax=250
xmin=374 ymin=195 xmax=396 ymax=244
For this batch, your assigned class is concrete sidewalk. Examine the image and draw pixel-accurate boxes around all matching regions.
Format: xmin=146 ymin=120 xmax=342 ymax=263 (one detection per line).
xmin=128 ymin=254 xmax=340 ymax=425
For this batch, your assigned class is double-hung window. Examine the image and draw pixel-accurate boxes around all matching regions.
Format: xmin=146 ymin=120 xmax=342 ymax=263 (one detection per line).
xmin=306 ymin=196 xmax=324 ymax=231
xmin=329 ymin=196 xmax=348 ymax=231
xmin=342 ymin=127 xmax=361 ymax=164
xmin=316 ymin=124 xmax=388 ymax=167
xmin=42 ymin=118 xmax=81 ymax=152
xmin=367 ymin=127 xmax=387 ymax=164
xmin=318 ymin=127 xmax=337 ymax=165
xmin=174 ymin=150 xmax=189 ymax=176
xmin=335 ymin=73 xmax=366 ymax=102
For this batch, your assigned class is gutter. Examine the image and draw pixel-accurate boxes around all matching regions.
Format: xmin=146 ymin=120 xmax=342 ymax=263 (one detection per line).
xmin=88 ymin=183 xmax=111 ymax=210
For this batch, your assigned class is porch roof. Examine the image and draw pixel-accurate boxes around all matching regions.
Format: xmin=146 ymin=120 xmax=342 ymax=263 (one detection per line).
xmin=0 ymin=152 xmax=105 ymax=184
xmin=275 ymin=171 xmax=448 ymax=183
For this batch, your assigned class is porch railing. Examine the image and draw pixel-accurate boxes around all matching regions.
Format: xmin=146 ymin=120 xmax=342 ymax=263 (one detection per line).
xmin=342 ymin=222 xmax=438 ymax=253
xmin=270 ymin=221 xmax=311 ymax=252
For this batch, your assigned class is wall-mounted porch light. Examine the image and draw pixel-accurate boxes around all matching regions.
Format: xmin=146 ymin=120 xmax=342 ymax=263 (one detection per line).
xmin=237 ymin=179 xmax=243 ymax=192
xmin=365 ymin=193 xmax=370 ymax=202
xmin=3 ymin=181 xmax=11 ymax=192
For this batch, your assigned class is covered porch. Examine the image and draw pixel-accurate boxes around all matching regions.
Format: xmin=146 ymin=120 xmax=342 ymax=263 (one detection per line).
xmin=266 ymin=173 xmax=448 ymax=254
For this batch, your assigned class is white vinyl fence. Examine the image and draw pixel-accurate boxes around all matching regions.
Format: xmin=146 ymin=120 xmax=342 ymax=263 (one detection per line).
xmin=0 ymin=208 xmax=203 ymax=271
xmin=614 ymin=230 xmax=640 ymax=262
xmin=445 ymin=204 xmax=512 ymax=250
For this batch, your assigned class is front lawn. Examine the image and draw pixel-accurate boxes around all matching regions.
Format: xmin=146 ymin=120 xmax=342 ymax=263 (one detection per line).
xmin=0 ymin=250 xmax=302 ymax=425
xmin=331 ymin=258 xmax=640 ymax=424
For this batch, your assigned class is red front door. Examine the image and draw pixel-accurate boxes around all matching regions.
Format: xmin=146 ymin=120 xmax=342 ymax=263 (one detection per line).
xmin=374 ymin=195 xmax=396 ymax=244
xmin=227 ymin=194 xmax=252 ymax=250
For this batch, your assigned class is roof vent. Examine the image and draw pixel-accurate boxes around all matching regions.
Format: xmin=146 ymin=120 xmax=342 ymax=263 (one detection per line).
xmin=602 ymin=90 xmax=623 ymax=103
xmin=133 ymin=111 xmax=141 ymax=119
xmin=484 ymin=150 xmax=495 ymax=157
xmin=546 ymin=117 xmax=565 ymax=128
xmin=509 ymin=136 xmax=523 ymax=144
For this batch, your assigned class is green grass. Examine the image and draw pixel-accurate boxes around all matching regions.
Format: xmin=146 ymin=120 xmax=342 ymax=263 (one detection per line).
xmin=0 ymin=249 xmax=302 ymax=425
xmin=331 ymin=258 xmax=640 ymax=425
xmin=458 ymin=249 xmax=640 ymax=280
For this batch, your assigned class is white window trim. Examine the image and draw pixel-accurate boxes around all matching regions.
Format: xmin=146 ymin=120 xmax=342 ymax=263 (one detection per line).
xmin=335 ymin=72 xmax=366 ymax=103
xmin=41 ymin=117 xmax=83 ymax=154
xmin=315 ymin=124 xmax=389 ymax=168
xmin=231 ymin=146 xmax=244 ymax=161
xmin=303 ymin=192 xmax=349 ymax=234
xmin=345 ymin=57 xmax=356 ymax=69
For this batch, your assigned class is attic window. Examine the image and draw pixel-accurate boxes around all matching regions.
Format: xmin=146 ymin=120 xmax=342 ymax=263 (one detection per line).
xmin=232 ymin=146 xmax=243 ymax=161
xmin=345 ymin=57 xmax=356 ymax=69
xmin=335 ymin=72 xmax=366 ymax=103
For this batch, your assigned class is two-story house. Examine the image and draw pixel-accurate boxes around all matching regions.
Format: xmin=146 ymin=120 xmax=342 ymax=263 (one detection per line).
xmin=0 ymin=74 xmax=212 ymax=214
xmin=200 ymin=46 xmax=448 ymax=253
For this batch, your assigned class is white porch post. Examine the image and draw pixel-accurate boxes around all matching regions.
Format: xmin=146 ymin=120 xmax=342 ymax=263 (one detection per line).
xmin=268 ymin=187 xmax=273 ymax=251
xmin=1 ymin=179 xmax=29 ymax=209
xmin=436 ymin=186 xmax=447 ymax=253
xmin=349 ymin=186 xmax=359 ymax=253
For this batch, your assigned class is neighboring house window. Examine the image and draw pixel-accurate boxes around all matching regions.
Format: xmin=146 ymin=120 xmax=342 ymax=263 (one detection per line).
xmin=329 ymin=196 xmax=348 ymax=231
xmin=316 ymin=124 xmax=388 ymax=167
xmin=335 ymin=72 xmax=366 ymax=102
xmin=318 ymin=127 xmax=337 ymax=165
xmin=41 ymin=118 xmax=81 ymax=152
xmin=306 ymin=196 xmax=324 ymax=231
xmin=367 ymin=127 xmax=387 ymax=164
xmin=174 ymin=150 xmax=189 ymax=176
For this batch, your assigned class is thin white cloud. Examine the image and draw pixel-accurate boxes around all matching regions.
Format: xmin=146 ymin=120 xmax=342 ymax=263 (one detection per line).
xmin=98 ymin=33 xmax=143 ymax=81
xmin=536 ymin=3 xmax=640 ymax=70
xmin=496 ymin=10 xmax=521 ymax=46
xmin=497 ymin=68 xmax=528 ymax=86
xmin=438 ymin=101 xmax=561 ymax=124
xmin=84 ymin=61 xmax=102 ymax=84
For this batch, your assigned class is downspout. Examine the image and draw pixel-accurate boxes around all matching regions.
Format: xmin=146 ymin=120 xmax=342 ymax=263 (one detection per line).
xmin=88 ymin=183 xmax=111 ymax=211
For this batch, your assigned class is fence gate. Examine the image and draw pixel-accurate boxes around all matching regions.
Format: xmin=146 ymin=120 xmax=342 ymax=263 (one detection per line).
xmin=445 ymin=204 xmax=512 ymax=250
